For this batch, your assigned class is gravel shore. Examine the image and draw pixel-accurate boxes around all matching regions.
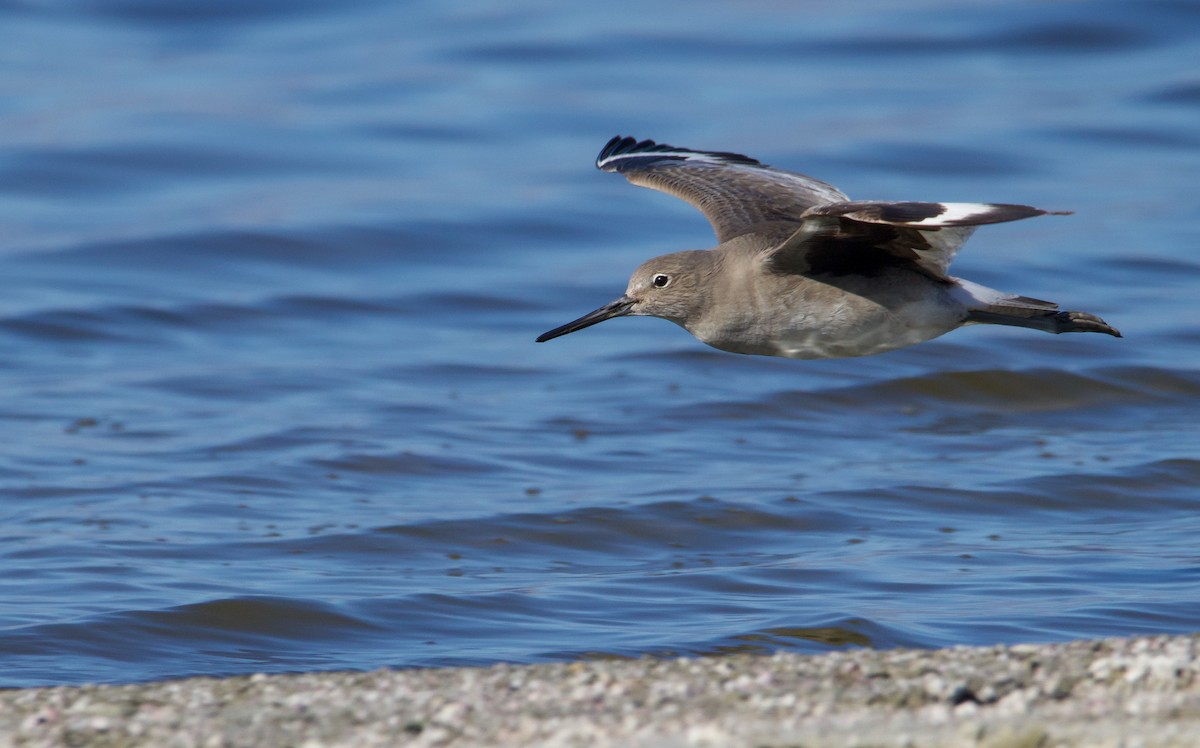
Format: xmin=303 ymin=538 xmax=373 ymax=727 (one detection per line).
xmin=3 ymin=633 xmax=1197 ymax=747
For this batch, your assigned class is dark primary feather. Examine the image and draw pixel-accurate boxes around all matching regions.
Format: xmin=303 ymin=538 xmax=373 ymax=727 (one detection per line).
xmin=805 ymin=200 xmax=1068 ymax=227
xmin=767 ymin=201 xmax=1069 ymax=280
xmin=597 ymin=136 xmax=762 ymax=168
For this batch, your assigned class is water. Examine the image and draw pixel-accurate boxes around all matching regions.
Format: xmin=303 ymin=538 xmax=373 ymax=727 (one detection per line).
xmin=1 ymin=0 xmax=1198 ymax=687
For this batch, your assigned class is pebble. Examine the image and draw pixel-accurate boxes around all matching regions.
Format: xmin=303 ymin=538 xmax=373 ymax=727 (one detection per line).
xmin=0 ymin=633 xmax=1196 ymax=747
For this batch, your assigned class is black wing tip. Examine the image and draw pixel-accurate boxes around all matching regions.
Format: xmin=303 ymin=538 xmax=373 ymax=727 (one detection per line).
xmin=957 ymin=204 xmax=1075 ymax=223
xmin=595 ymin=135 xmax=761 ymax=170
xmin=973 ymin=204 xmax=1073 ymax=223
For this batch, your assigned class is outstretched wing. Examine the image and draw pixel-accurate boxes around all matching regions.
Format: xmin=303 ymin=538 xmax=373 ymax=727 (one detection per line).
xmin=766 ymin=200 xmax=1071 ymax=280
xmin=596 ymin=136 xmax=849 ymax=243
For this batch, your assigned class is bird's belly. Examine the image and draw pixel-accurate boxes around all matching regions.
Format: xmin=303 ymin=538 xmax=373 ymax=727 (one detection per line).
xmin=774 ymin=320 xmax=946 ymax=359
xmin=699 ymin=297 xmax=963 ymax=360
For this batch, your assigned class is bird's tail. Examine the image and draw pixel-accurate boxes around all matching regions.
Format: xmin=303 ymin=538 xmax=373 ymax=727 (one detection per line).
xmin=954 ymin=280 xmax=1122 ymax=337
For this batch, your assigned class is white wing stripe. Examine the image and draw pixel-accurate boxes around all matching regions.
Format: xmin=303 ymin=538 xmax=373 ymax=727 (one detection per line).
xmin=905 ymin=203 xmax=1011 ymax=226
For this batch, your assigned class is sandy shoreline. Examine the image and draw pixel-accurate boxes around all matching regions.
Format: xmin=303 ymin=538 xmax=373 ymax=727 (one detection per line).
xmin=3 ymin=633 xmax=1197 ymax=747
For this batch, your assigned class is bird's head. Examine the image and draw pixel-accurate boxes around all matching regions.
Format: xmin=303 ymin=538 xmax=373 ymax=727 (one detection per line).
xmin=536 ymin=250 xmax=717 ymax=342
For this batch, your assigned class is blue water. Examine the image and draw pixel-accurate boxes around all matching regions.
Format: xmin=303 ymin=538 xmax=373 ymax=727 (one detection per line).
xmin=1 ymin=0 xmax=1199 ymax=687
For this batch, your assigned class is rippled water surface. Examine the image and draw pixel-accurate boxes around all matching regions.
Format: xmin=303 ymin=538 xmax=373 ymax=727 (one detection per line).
xmin=2 ymin=0 xmax=1199 ymax=686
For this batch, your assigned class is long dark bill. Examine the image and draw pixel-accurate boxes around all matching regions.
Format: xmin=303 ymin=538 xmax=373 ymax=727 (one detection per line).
xmin=536 ymin=296 xmax=634 ymax=342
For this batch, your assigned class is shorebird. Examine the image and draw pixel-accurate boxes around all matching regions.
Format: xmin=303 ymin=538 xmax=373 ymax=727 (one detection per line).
xmin=537 ymin=136 xmax=1119 ymax=359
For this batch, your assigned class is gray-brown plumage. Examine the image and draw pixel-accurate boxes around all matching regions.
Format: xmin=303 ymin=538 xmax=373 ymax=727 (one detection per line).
xmin=537 ymin=136 xmax=1120 ymax=358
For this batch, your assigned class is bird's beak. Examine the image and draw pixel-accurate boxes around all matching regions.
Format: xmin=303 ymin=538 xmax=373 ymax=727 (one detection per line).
xmin=536 ymin=296 xmax=635 ymax=342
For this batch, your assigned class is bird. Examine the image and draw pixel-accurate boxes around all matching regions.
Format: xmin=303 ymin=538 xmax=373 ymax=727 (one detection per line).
xmin=536 ymin=135 xmax=1120 ymax=359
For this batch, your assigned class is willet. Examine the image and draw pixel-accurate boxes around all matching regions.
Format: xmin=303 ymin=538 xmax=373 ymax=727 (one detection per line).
xmin=537 ymin=136 xmax=1119 ymax=359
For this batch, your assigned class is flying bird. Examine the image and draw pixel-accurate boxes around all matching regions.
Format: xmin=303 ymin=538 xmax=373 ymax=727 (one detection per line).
xmin=537 ymin=136 xmax=1119 ymax=359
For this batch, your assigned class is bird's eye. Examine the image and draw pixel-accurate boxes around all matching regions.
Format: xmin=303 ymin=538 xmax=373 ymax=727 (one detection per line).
xmin=652 ymin=274 xmax=671 ymax=288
